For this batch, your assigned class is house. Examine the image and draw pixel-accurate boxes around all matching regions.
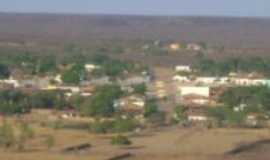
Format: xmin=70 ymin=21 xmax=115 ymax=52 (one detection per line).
xmin=173 ymin=75 xmax=190 ymax=83
xmin=218 ymin=77 xmax=230 ymax=85
xmin=186 ymin=43 xmax=202 ymax=51
xmin=89 ymin=76 xmax=111 ymax=86
xmin=114 ymin=96 xmax=145 ymax=113
xmin=195 ymin=77 xmax=217 ymax=85
xmin=179 ymin=86 xmax=210 ymax=98
xmin=57 ymin=86 xmax=80 ymax=94
xmin=84 ymin=64 xmax=100 ymax=72
xmin=181 ymin=94 xmax=209 ymax=106
xmin=175 ymin=65 xmax=192 ymax=72
xmin=54 ymin=74 xmax=63 ymax=84
xmin=120 ymin=76 xmax=150 ymax=86
xmin=188 ymin=115 xmax=207 ymax=121
xmin=233 ymin=78 xmax=254 ymax=86
xmin=169 ymin=43 xmax=181 ymax=51
xmin=0 ymin=77 xmax=20 ymax=88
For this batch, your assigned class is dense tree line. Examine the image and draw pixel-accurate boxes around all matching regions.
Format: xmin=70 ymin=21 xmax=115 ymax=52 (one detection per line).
xmin=193 ymin=57 xmax=270 ymax=77
xmin=208 ymin=86 xmax=270 ymax=127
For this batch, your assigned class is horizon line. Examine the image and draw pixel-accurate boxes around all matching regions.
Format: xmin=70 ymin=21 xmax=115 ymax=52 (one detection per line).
xmin=0 ymin=10 xmax=270 ymax=20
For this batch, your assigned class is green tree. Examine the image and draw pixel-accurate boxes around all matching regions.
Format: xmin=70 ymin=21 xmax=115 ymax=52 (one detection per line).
xmin=112 ymin=117 xmax=136 ymax=133
xmin=30 ymin=90 xmax=67 ymax=110
xmin=36 ymin=55 xmax=57 ymax=74
xmin=144 ymin=100 xmax=158 ymax=117
xmin=81 ymin=85 xmax=123 ymax=117
xmin=133 ymin=83 xmax=147 ymax=95
xmin=0 ymin=64 xmax=10 ymax=79
xmin=0 ymin=90 xmax=30 ymax=115
xmin=173 ymin=105 xmax=186 ymax=122
xmin=61 ymin=64 xmax=85 ymax=84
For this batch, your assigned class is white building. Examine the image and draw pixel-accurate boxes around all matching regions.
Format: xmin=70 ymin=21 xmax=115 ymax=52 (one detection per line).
xmin=84 ymin=64 xmax=100 ymax=72
xmin=195 ymin=77 xmax=217 ymax=85
xmin=188 ymin=115 xmax=207 ymax=121
xmin=175 ymin=65 xmax=192 ymax=72
xmin=173 ymin=75 xmax=190 ymax=83
xmin=0 ymin=77 xmax=20 ymax=88
xmin=187 ymin=43 xmax=202 ymax=51
xmin=180 ymin=86 xmax=210 ymax=98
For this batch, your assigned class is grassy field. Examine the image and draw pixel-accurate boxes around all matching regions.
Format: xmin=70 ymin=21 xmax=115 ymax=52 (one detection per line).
xmin=0 ymin=116 xmax=269 ymax=160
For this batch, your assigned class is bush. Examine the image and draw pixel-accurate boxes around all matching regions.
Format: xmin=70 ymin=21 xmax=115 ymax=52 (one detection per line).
xmin=172 ymin=105 xmax=187 ymax=123
xmin=44 ymin=135 xmax=55 ymax=149
xmin=112 ymin=118 xmax=136 ymax=133
xmin=0 ymin=120 xmax=16 ymax=149
xmin=111 ymin=135 xmax=131 ymax=146
xmin=133 ymin=83 xmax=146 ymax=95
xmin=90 ymin=121 xmax=113 ymax=134
xmin=0 ymin=89 xmax=30 ymax=115
xmin=144 ymin=100 xmax=158 ymax=117
xmin=16 ymin=121 xmax=35 ymax=151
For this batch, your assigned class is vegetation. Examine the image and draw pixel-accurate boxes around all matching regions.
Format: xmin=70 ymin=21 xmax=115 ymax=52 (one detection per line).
xmin=219 ymin=86 xmax=270 ymax=112
xmin=0 ymin=120 xmax=16 ymax=149
xmin=111 ymin=135 xmax=132 ymax=146
xmin=207 ymin=106 xmax=246 ymax=127
xmin=30 ymin=90 xmax=67 ymax=110
xmin=144 ymin=99 xmax=159 ymax=117
xmin=0 ymin=89 xmax=30 ymax=115
xmin=0 ymin=63 xmax=10 ymax=79
xmin=90 ymin=120 xmax=113 ymax=134
xmin=172 ymin=105 xmax=187 ymax=123
xmin=193 ymin=57 xmax=270 ymax=77
xmin=61 ymin=64 xmax=85 ymax=84
xmin=133 ymin=83 xmax=147 ymax=95
xmin=81 ymin=85 xmax=123 ymax=117
xmin=44 ymin=135 xmax=55 ymax=149
xmin=112 ymin=117 xmax=136 ymax=133
xmin=17 ymin=121 xmax=35 ymax=150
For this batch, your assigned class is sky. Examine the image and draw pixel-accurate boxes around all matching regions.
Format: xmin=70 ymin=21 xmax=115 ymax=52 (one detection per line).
xmin=0 ymin=0 xmax=270 ymax=17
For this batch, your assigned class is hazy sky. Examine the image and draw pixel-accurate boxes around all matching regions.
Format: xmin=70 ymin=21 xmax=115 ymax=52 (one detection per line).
xmin=0 ymin=0 xmax=269 ymax=17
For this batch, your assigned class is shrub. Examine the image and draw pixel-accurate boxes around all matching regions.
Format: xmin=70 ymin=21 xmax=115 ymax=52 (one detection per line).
xmin=44 ymin=135 xmax=55 ymax=149
xmin=112 ymin=118 xmax=136 ymax=133
xmin=0 ymin=120 xmax=16 ymax=149
xmin=111 ymin=135 xmax=131 ymax=146
xmin=90 ymin=121 xmax=113 ymax=134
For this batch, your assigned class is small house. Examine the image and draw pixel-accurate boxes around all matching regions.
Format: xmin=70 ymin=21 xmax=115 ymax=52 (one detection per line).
xmin=84 ymin=64 xmax=100 ymax=72
xmin=186 ymin=43 xmax=202 ymax=51
xmin=180 ymin=86 xmax=210 ymax=98
xmin=175 ymin=65 xmax=192 ymax=72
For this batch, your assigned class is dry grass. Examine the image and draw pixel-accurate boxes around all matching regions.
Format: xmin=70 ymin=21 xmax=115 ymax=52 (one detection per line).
xmin=0 ymin=116 xmax=269 ymax=160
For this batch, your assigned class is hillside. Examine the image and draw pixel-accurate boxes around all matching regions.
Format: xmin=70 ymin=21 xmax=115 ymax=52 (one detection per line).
xmin=0 ymin=13 xmax=270 ymax=49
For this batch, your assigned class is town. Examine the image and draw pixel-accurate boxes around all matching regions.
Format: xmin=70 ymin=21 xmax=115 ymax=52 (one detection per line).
xmin=0 ymin=12 xmax=270 ymax=160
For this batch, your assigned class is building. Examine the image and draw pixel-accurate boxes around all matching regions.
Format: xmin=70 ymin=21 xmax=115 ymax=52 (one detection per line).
xmin=188 ymin=115 xmax=208 ymax=122
xmin=84 ymin=64 xmax=100 ymax=72
xmin=179 ymin=86 xmax=210 ymax=98
xmin=172 ymin=75 xmax=190 ymax=83
xmin=181 ymin=94 xmax=209 ymax=106
xmin=114 ymin=95 xmax=145 ymax=113
xmin=186 ymin=43 xmax=202 ymax=51
xmin=0 ymin=77 xmax=20 ymax=88
xmin=195 ymin=77 xmax=217 ymax=85
xmin=175 ymin=65 xmax=192 ymax=72
xmin=120 ymin=76 xmax=150 ymax=86
xmin=169 ymin=43 xmax=181 ymax=51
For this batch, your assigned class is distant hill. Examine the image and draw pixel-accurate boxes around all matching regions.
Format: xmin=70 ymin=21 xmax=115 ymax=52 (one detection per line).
xmin=0 ymin=13 xmax=270 ymax=50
